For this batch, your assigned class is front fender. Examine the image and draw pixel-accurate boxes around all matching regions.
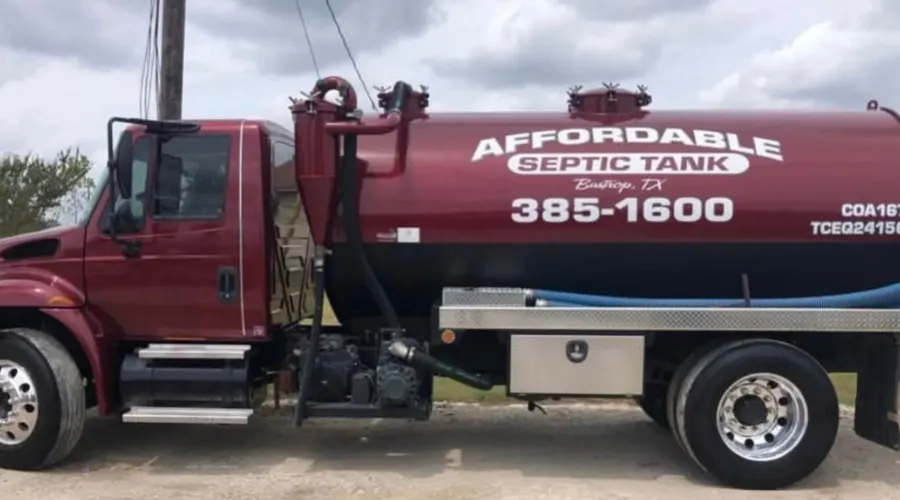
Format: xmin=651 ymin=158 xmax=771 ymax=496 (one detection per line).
xmin=38 ymin=307 xmax=113 ymax=415
xmin=0 ymin=268 xmax=85 ymax=308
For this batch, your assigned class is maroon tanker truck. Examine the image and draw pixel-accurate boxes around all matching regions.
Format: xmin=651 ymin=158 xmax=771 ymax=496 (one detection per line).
xmin=1 ymin=76 xmax=900 ymax=489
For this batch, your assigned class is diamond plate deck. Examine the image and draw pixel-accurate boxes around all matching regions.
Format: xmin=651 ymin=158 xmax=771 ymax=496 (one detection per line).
xmin=441 ymin=287 xmax=530 ymax=307
xmin=438 ymin=305 xmax=900 ymax=333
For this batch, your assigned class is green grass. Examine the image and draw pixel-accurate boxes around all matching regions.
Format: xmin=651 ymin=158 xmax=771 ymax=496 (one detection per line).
xmin=830 ymin=372 xmax=856 ymax=406
xmin=315 ymin=299 xmax=860 ymax=407
xmin=433 ymin=378 xmax=510 ymax=403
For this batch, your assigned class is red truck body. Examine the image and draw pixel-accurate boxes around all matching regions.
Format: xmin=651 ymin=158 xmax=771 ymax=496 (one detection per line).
xmin=0 ymin=80 xmax=898 ymax=491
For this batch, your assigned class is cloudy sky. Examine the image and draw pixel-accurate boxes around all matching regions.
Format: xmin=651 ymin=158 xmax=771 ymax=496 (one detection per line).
xmin=0 ymin=0 xmax=897 ymax=177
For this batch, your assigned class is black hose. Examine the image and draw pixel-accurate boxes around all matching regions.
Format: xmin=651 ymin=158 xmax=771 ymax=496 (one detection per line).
xmin=387 ymin=81 xmax=412 ymax=112
xmin=339 ymin=134 xmax=401 ymax=329
xmin=388 ymin=341 xmax=493 ymax=390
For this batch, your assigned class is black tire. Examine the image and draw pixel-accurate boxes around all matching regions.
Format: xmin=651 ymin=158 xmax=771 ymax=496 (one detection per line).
xmin=666 ymin=340 xmax=724 ymax=453
xmin=634 ymin=383 xmax=670 ymax=429
xmin=676 ymin=339 xmax=838 ymax=490
xmin=0 ymin=328 xmax=86 ymax=470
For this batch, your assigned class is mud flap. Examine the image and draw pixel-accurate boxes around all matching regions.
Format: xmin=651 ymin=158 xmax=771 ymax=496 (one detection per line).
xmin=854 ymin=333 xmax=900 ymax=449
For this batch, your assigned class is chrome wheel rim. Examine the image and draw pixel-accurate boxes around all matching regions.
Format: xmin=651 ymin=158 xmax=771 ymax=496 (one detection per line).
xmin=716 ymin=372 xmax=808 ymax=462
xmin=0 ymin=360 xmax=39 ymax=446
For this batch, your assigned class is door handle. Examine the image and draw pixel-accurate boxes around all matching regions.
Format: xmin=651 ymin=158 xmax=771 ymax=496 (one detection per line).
xmin=217 ymin=267 xmax=238 ymax=302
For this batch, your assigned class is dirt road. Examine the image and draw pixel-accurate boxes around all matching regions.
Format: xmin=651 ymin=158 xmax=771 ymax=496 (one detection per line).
xmin=2 ymin=403 xmax=898 ymax=500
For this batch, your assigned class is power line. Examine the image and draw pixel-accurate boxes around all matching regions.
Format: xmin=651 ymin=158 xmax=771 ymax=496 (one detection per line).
xmin=293 ymin=0 xmax=320 ymax=79
xmin=152 ymin=0 xmax=161 ymax=116
xmin=324 ymin=0 xmax=377 ymax=111
xmin=139 ymin=0 xmax=152 ymax=118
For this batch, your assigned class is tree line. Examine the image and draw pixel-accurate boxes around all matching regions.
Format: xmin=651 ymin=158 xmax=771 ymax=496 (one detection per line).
xmin=0 ymin=149 xmax=96 ymax=238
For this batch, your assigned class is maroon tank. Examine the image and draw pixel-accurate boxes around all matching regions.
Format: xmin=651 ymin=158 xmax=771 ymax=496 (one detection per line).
xmin=294 ymin=83 xmax=900 ymax=327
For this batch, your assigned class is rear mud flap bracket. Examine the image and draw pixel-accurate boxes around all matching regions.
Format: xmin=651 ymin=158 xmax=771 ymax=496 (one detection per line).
xmin=854 ymin=333 xmax=900 ymax=450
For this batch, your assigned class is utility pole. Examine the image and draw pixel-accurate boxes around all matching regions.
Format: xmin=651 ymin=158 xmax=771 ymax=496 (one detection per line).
xmin=158 ymin=0 xmax=186 ymax=120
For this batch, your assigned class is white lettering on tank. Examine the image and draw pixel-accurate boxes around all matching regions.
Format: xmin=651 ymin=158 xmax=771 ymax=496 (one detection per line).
xmin=532 ymin=130 xmax=556 ymax=150
xmin=811 ymin=203 xmax=900 ymax=237
xmin=470 ymin=138 xmax=504 ymax=162
xmin=625 ymin=127 xmax=658 ymax=143
xmin=505 ymin=133 xmax=530 ymax=155
xmin=470 ymin=127 xmax=785 ymax=162
xmin=754 ymin=137 xmax=782 ymax=161
xmin=694 ymin=130 xmax=725 ymax=150
xmin=558 ymin=128 xmax=589 ymax=145
xmin=591 ymin=127 xmax=623 ymax=143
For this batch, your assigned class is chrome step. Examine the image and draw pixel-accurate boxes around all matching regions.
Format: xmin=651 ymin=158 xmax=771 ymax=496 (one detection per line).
xmin=122 ymin=407 xmax=253 ymax=425
xmin=137 ymin=343 xmax=251 ymax=360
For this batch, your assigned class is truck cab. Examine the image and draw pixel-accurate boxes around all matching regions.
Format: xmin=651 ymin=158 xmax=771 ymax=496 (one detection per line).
xmin=0 ymin=119 xmax=314 ymax=468
xmin=81 ymin=119 xmax=314 ymax=341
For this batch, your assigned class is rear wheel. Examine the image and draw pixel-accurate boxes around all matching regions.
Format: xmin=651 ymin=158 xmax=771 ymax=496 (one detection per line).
xmin=0 ymin=328 xmax=85 ymax=470
xmin=675 ymin=339 xmax=838 ymax=490
xmin=667 ymin=341 xmax=724 ymax=452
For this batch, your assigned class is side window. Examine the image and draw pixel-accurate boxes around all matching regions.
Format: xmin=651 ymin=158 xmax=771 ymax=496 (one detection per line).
xmin=271 ymin=141 xmax=294 ymax=196
xmin=150 ymin=135 xmax=231 ymax=219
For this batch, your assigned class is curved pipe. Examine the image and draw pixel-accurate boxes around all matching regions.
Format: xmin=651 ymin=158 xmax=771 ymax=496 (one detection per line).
xmin=326 ymin=113 xmax=401 ymax=135
xmin=533 ymin=281 xmax=900 ymax=309
xmin=325 ymin=81 xmax=413 ymax=136
xmin=312 ymin=76 xmax=358 ymax=112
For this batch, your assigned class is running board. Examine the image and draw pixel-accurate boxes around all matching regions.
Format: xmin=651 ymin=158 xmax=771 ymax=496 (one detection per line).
xmin=121 ymin=407 xmax=253 ymax=425
xmin=137 ymin=343 xmax=251 ymax=360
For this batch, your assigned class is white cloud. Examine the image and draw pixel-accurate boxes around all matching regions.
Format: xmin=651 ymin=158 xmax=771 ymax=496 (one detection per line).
xmin=0 ymin=0 xmax=897 ymax=178
xmin=700 ymin=0 xmax=900 ymax=108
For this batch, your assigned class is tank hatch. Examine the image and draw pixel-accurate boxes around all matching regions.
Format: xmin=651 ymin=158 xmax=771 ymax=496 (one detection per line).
xmin=568 ymin=82 xmax=652 ymax=114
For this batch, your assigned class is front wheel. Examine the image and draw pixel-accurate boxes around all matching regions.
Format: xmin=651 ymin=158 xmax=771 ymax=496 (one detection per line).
xmin=0 ymin=328 xmax=86 ymax=470
xmin=675 ymin=339 xmax=838 ymax=490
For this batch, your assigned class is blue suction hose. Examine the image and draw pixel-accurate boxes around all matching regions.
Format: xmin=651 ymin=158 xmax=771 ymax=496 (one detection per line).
xmin=533 ymin=281 xmax=900 ymax=309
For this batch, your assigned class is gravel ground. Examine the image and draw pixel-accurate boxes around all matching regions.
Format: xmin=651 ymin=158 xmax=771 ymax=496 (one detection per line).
xmin=1 ymin=402 xmax=897 ymax=500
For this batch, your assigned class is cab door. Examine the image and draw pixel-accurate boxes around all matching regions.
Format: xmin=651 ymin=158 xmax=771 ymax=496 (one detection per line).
xmin=84 ymin=130 xmax=244 ymax=340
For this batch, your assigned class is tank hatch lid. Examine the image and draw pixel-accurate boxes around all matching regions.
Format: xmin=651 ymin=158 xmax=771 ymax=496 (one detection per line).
xmin=568 ymin=83 xmax=652 ymax=114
